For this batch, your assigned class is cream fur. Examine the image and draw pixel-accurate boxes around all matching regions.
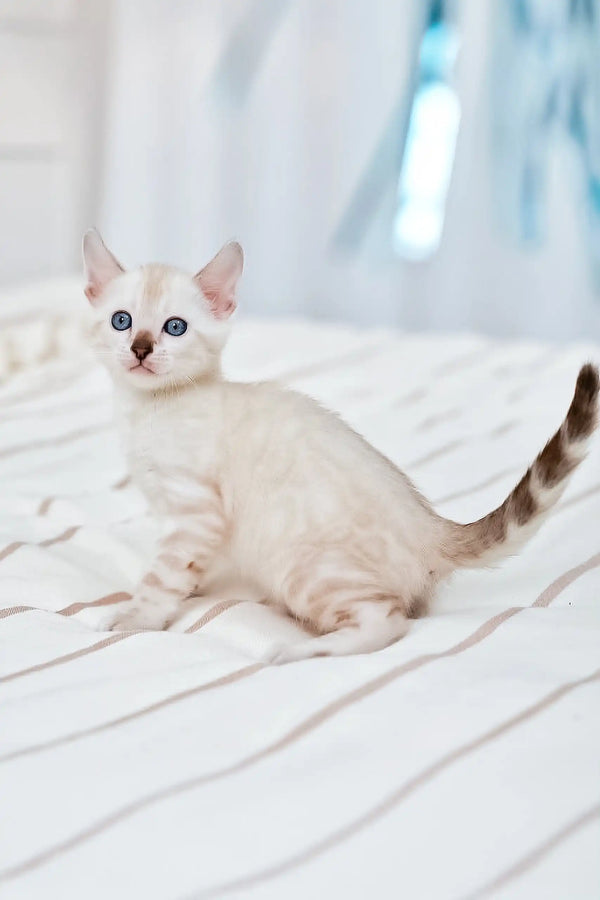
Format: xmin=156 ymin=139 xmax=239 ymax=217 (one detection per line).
xmin=82 ymin=232 xmax=597 ymax=662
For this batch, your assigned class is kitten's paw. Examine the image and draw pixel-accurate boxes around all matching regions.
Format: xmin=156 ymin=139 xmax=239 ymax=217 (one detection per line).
xmin=107 ymin=604 xmax=174 ymax=632
xmin=264 ymin=642 xmax=315 ymax=665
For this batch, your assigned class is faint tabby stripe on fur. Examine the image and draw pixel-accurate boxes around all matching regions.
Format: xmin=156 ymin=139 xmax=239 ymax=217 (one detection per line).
xmin=185 ymin=599 xmax=244 ymax=633
xmin=462 ymin=803 xmax=600 ymax=900
xmin=0 ymin=632 xmax=137 ymax=685
xmin=0 ymin=663 xmax=265 ymax=764
xmin=2 ymin=666 xmax=597 ymax=887
xmin=0 ymin=422 xmax=110 ymax=461
xmin=187 ymin=669 xmax=600 ymax=900
xmin=533 ymin=550 xmax=600 ymax=608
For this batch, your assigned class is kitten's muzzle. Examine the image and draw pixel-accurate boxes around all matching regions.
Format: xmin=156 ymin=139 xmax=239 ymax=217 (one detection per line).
xmin=130 ymin=331 xmax=154 ymax=362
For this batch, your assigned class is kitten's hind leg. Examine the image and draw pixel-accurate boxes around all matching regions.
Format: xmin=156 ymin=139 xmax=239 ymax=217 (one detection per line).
xmin=270 ymin=599 xmax=408 ymax=665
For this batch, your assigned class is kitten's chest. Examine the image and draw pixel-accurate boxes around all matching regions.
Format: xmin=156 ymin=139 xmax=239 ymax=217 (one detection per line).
xmin=122 ymin=399 xmax=219 ymax=508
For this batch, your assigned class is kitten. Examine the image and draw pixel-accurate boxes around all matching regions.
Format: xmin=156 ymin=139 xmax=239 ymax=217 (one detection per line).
xmin=82 ymin=228 xmax=599 ymax=663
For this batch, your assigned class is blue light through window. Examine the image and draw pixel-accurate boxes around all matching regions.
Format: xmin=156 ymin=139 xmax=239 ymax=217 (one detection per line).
xmin=393 ymin=2 xmax=460 ymax=260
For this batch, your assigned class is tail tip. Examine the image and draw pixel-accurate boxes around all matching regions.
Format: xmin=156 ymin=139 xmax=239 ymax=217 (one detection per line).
xmin=567 ymin=363 xmax=599 ymax=441
xmin=575 ymin=363 xmax=599 ymax=403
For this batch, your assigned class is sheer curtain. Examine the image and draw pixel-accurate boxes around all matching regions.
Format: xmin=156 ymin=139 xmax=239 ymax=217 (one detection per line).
xmin=99 ymin=0 xmax=600 ymax=340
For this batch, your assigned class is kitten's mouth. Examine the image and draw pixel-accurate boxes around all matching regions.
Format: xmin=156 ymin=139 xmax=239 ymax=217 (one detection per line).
xmin=128 ymin=362 xmax=156 ymax=375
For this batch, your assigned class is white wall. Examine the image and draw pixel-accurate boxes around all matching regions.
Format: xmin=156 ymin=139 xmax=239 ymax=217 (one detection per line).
xmin=0 ymin=0 xmax=108 ymax=284
xmin=3 ymin=0 xmax=599 ymax=341
xmin=97 ymin=0 xmax=600 ymax=341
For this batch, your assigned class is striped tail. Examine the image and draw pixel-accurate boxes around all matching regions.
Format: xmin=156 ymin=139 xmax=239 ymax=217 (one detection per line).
xmin=443 ymin=364 xmax=599 ymax=568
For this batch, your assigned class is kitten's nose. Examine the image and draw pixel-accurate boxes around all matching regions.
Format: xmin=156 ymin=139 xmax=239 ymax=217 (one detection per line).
xmin=131 ymin=331 xmax=154 ymax=362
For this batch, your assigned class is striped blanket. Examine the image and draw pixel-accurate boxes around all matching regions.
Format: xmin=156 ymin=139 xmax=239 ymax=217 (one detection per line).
xmin=1 ymin=279 xmax=599 ymax=900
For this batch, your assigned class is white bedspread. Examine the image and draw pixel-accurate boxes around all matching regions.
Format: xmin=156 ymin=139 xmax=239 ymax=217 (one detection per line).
xmin=1 ymin=279 xmax=599 ymax=900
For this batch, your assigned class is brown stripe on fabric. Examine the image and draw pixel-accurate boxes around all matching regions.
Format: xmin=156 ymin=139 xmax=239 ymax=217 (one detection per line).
xmin=0 ymin=609 xmax=521 ymax=859
xmin=0 ymin=541 xmax=25 ymax=562
xmin=533 ymin=550 xmax=600 ymax=608
xmin=435 ymin=468 xmax=600 ymax=512
xmin=462 ymin=803 xmax=600 ymax=900
xmin=407 ymin=439 xmax=463 ymax=470
xmin=0 ymin=370 xmax=77 ymax=409
xmin=505 ymin=348 xmax=563 ymax=404
xmin=0 ymin=591 xmax=240 ymax=688
xmin=37 ymin=474 xmax=133 ymax=516
xmin=39 ymin=525 xmax=80 ymax=547
xmin=408 ymin=413 xmax=524 ymax=472
xmin=57 ymin=592 xmax=132 ymax=618
xmin=415 ymin=407 xmax=461 ymax=433
xmin=185 ymin=599 xmax=244 ymax=633
xmin=0 ymin=541 xmax=593 ymax=864
xmin=0 ymin=422 xmax=110 ymax=460
xmin=559 ymin=481 xmax=600 ymax=511
xmin=3 ymin=393 xmax=106 ymax=424
xmin=391 ymin=346 xmax=494 ymax=411
xmin=433 ymin=467 xmax=521 ymax=506
xmin=433 ymin=346 xmax=491 ymax=376
xmin=488 ymin=419 xmax=518 ymax=438
xmin=0 ymin=525 xmax=80 ymax=564
xmin=392 ymin=386 xmax=428 ymax=408
xmin=188 ymin=669 xmax=600 ymax=899
xmin=3 ymin=664 xmax=597 ymax=888
xmin=2 ymin=527 xmax=596 ymax=760
xmin=279 ymin=342 xmax=386 ymax=383
xmin=0 ymin=606 xmax=34 ymax=619
xmin=0 ymin=633 xmax=137 ymax=685
xmin=0 ymin=663 xmax=264 ymax=764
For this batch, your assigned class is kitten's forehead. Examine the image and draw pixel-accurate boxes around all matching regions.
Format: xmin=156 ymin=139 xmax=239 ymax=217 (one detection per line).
xmin=109 ymin=264 xmax=199 ymax=320
xmin=141 ymin=264 xmax=173 ymax=308
xmin=138 ymin=264 xmax=194 ymax=316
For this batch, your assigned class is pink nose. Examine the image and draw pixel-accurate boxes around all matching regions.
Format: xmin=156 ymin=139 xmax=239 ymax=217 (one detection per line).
xmin=131 ymin=331 xmax=154 ymax=361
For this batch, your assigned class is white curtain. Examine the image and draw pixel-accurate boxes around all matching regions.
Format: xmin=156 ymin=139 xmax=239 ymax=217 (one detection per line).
xmin=99 ymin=0 xmax=600 ymax=341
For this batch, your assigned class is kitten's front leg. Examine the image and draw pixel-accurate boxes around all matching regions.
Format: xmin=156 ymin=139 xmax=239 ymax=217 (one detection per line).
xmin=108 ymin=511 xmax=224 ymax=632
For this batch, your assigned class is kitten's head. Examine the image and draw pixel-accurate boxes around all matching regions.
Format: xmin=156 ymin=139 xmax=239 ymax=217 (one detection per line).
xmin=82 ymin=229 xmax=243 ymax=391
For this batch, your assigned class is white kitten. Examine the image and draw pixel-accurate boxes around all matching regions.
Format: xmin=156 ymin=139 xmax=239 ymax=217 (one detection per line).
xmin=82 ymin=229 xmax=599 ymax=663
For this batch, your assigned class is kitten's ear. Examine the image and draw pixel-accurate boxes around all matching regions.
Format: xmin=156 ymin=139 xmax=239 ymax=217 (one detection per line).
xmin=194 ymin=241 xmax=243 ymax=320
xmin=82 ymin=228 xmax=125 ymax=304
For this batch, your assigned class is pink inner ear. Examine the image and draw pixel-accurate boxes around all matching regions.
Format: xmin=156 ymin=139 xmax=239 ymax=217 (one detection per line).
xmin=203 ymin=286 xmax=236 ymax=319
xmin=195 ymin=242 xmax=243 ymax=320
xmin=85 ymin=284 xmax=99 ymax=302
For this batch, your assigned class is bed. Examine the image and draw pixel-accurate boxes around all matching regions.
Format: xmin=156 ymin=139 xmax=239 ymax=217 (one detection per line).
xmin=1 ymin=278 xmax=599 ymax=900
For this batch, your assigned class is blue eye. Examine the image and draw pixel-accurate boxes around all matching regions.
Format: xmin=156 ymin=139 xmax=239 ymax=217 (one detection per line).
xmin=164 ymin=318 xmax=187 ymax=336
xmin=111 ymin=311 xmax=132 ymax=331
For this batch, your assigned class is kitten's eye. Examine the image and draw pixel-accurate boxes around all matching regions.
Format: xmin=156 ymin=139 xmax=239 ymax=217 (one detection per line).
xmin=111 ymin=311 xmax=132 ymax=331
xmin=163 ymin=317 xmax=187 ymax=336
